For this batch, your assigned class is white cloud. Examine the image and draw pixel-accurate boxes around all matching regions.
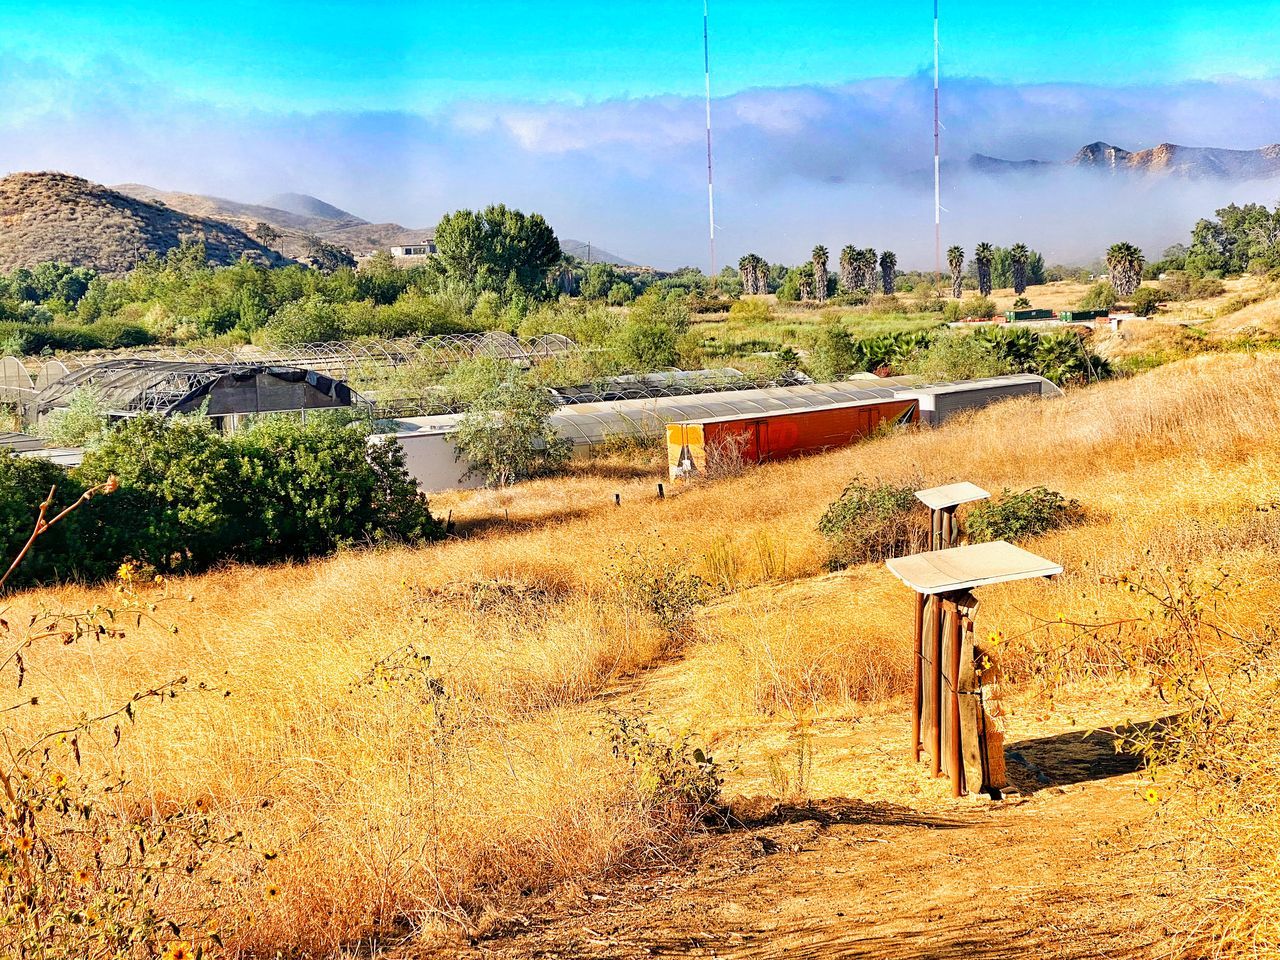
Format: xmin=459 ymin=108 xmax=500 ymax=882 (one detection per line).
xmin=1 ymin=56 xmax=1279 ymax=268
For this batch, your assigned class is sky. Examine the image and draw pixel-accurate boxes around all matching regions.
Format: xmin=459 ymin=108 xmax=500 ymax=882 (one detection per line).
xmin=2 ymin=0 xmax=1279 ymax=268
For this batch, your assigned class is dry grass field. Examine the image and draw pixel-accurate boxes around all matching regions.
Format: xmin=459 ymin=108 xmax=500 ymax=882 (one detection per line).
xmin=8 ymin=351 xmax=1280 ymax=957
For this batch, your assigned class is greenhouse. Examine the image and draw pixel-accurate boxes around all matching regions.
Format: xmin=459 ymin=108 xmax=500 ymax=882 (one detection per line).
xmin=53 ymin=332 xmax=579 ymax=382
xmin=24 ymin=358 xmax=364 ymax=429
xmin=383 ymin=381 xmax=916 ymax=490
xmin=550 ymin=368 xmax=814 ymax=404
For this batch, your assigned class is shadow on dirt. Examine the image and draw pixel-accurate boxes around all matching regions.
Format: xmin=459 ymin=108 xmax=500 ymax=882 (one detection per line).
xmin=1005 ymin=714 xmax=1180 ymax=795
xmin=720 ymin=796 xmax=968 ymax=832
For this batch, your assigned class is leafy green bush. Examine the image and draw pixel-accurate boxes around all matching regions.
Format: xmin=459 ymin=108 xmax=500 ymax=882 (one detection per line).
xmin=965 ymin=486 xmax=1083 ymax=543
xmin=904 ymin=331 xmax=1016 ymax=381
xmin=1078 ymin=281 xmax=1119 ymax=311
xmin=816 ymin=478 xmax=929 ymax=570
xmin=37 ymin=386 xmax=110 ymax=447
xmin=727 ymin=298 xmax=774 ymax=324
xmin=0 ymin=415 xmax=443 ymax=586
xmin=1131 ymin=286 xmax=1162 ymax=317
xmin=453 ymin=373 xmax=571 ymax=486
xmin=0 ymin=320 xmax=155 ymax=354
xmin=606 ymin=713 xmax=721 ymax=819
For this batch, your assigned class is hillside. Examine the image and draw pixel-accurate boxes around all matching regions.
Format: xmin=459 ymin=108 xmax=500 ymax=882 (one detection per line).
xmin=972 ymin=140 xmax=1280 ymax=180
xmin=0 ymin=172 xmax=291 ymax=274
xmin=263 ymin=192 xmax=362 ymax=223
xmin=10 ymin=352 xmax=1280 ymax=956
xmin=113 ymin=182 xmax=638 ymax=265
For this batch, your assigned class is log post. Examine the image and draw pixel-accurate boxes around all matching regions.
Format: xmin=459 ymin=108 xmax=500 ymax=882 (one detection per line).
xmin=931 ymin=594 xmax=944 ymax=778
xmin=912 ymin=590 xmax=925 ymax=761
xmin=948 ymin=596 xmax=964 ymax=797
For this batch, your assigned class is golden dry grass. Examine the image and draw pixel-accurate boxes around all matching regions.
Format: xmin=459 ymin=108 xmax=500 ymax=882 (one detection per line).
xmin=9 ymin=350 xmax=1280 ymax=954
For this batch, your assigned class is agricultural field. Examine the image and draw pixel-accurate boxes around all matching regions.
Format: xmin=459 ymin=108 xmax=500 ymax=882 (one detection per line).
xmin=7 ymin=348 xmax=1280 ymax=957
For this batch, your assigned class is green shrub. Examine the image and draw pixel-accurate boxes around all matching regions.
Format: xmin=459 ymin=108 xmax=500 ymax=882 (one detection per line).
xmin=4 ymin=414 xmax=450 ymax=583
xmin=605 ymin=713 xmax=721 ymax=818
xmin=963 ymin=296 xmax=998 ymax=319
xmin=727 ymin=298 xmax=774 ymax=324
xmin=965 ymin=486 xmax=1083 ymax=543
xmin=816 ymin=478 xmax=928 ymax=570
xmin=1131 ymin=286 xmax=1162 ymax=317
xmin=904 ymin=331 xmax=1016 ymax=381
xmin=1078 ymin=281 xmax=1119 ymax=311
xmin=0 ymin=320 xmax=155 ymax=354
xmin=453 ymin=373 xmax=571 ymax=486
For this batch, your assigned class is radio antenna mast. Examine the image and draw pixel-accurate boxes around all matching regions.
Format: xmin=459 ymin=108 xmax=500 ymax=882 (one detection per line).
xmin=933 ymin=0 xmax=942 ymax=286
xmin=703 ymin=0 xmax=717 ymax=281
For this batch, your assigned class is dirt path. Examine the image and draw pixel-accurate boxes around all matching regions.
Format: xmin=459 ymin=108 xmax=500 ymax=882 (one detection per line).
xmin=409 ymin=700 xmax=1172 ymax=960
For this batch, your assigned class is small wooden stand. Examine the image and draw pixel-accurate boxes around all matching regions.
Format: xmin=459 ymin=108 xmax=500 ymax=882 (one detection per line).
xmin=888 ymin=539 xmax=1062 ymax=797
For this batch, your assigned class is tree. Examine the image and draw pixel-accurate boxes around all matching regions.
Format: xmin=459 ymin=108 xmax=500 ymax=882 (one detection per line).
xmin=738 ymin=253 xmax=769 ymax=295
xmin=434 ymin=204 xmax=562 ymax=302
xmin=974 ymin=242 xmax=994 ymax=297
xmin=38 ymin=386 xmax=109 ymax=448
xmin=1106 ymin=242 xmax=1146 ymax=299
xmin=253 ymin=221 xmax=282 ymax=246
xmin=1131 ymin=286 xmax=1161 ymax=317
xmin=453 ymin=373 xmax=571 ymax=487
xmin=1078 ymin=281 xmax=1118 ymax=312
xmin=947 ymin=245 xmax=965 ymax=299
xmin=301 ymin=236 xmax=356 ymax=273
xmin=1009 ymin=243 xmax=1031 ymax=296
xmin=580 ymin=262 xmax=620 ymax=301
xmin=812 ymin=246 xmax=829 ymax=304
xmin=839 ymin=245 xmax=857 ymax=292
xmin=879 ymin=251 xmax=897 ymax=295
xmin=858 ymin=248 xmax=878 ymax=292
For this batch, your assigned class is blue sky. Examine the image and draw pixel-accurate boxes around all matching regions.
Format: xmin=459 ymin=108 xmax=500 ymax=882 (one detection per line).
xmin=1 ymin=1 xmax=1278 ymax=267
xmin=5 ymin=0 xmax=1278 ymax=110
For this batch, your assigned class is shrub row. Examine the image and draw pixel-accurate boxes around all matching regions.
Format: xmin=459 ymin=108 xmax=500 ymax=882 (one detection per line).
xmin=816 ymin=480 xmax=1082 ymax=570
xmin=0 ymin=320 xmax=155 ymax=354
xmin=0 ymin=416 xmax=443 ymax=587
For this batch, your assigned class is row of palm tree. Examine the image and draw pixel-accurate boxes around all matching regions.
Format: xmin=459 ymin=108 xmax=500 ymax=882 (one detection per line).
xmin=949 ymin=242 xmax=1030 ymax=298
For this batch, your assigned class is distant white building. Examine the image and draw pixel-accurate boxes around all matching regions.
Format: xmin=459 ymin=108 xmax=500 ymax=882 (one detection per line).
xmin=391 ymin=239 xmax=436 ymax=257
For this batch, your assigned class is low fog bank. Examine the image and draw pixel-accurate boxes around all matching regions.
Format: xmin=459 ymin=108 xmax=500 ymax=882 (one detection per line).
xmin=2 ymin=56 xmax=1278 ymax=269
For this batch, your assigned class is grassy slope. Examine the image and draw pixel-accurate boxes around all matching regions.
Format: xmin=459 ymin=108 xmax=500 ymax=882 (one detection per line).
xmin=10 ymin=351 xmax=1280 ymax=953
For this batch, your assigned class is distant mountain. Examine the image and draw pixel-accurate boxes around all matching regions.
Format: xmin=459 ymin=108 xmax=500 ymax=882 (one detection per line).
xmin=262 ymin=192 xmax=361 ymax=223
xmin=559 ymin=239 xmax=637 ymax=267
xmin=972 ymin=141 xmax=1280 ymax=181
xmin=968 ymin=154 xmax=1053 ymax=175
xmin=0 ymin=172 xmax=291 ymax=274
xmin=112 ymin=183 xmax=426 ymax=256
xmin=114 ymin=183 xmax=637 ymax=266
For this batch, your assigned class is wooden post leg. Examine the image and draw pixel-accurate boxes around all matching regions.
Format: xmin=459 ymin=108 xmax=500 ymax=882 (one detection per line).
xmin=931 ymin=508 xmax=942 ymax=551
xmin=949 ymin=599 xmax=964 ymax=797
xmin=911 ymin=591 xmax=925 ymax=761
xmin=931 ymin=594 xmax=944 ymax=778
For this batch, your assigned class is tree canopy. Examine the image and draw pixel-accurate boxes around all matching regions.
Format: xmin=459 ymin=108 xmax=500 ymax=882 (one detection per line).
xmin=433 ymin=204 xmax=562 ymax=302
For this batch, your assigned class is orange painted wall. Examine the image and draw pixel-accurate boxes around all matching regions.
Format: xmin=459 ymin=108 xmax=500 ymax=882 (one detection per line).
xmin=667 ymin=399 xmax=918 ymax=477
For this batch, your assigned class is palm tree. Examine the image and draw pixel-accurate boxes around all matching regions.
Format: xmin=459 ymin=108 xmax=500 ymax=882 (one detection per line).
xmin=839 ymin=245 xmax=857 ymax=293
xmin=739 ymin=253 xmax=767 ymax=294
xmin=796 ymin=262 xmax=816 ymax=301
xmin=973 ymin=242 xmax=994 ymax=297
xmin=861 ymin=248 xmax=878 ymax=291
xmin=1010 ymin=243 xmax=1031 ymax=296
xmin=946 ymin=245 xmax=965 ymax=299
xmin=1106 ymin=242 xmax=1145 ymax=299
xmin=812 ymin=245 xmax=829 ymax=303
xmin=879 ymin=250 xmax=897 ymax=295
